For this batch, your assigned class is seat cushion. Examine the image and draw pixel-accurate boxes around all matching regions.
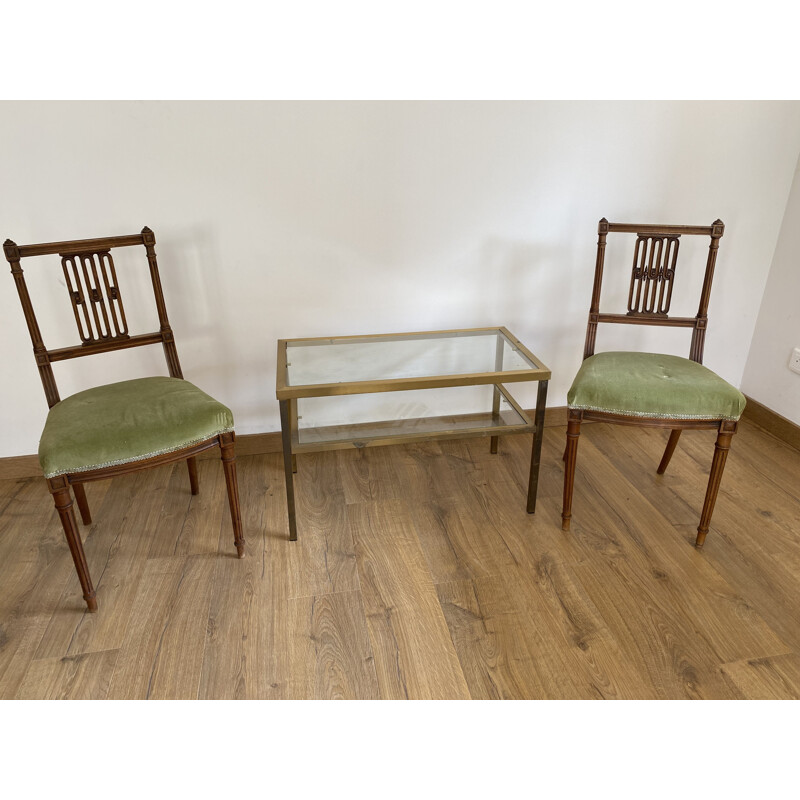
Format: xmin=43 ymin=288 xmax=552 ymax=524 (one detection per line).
xmin=567 ymin=352 xmax=746 ymax=421
xmin=39 ymin=377 xmax=234 ymax=478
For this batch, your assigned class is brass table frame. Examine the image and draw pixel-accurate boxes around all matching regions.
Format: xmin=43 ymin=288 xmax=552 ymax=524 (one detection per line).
xmin=275 ymin=326 xmax=551 ymax=540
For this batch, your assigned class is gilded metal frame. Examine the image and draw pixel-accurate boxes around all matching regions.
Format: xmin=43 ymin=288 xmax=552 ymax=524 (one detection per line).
xmin=276 ymin=326 xmax=551 ymax=540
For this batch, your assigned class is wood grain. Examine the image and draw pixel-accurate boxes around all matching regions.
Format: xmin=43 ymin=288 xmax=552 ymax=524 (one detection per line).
xmin=289 ymin=590 xmax=379 ymax=699
xmin=2 ymin=417 xmax=800 ymax=699
xmin=720 ymin=653 xmax=800 ymax=699
xmin=107 ymin=555 xmax=216 ymax=699
xmin=16 ymin=649 xmax=119 ymax=700
xmin=348 ymin=500 xmax=471 ymax=699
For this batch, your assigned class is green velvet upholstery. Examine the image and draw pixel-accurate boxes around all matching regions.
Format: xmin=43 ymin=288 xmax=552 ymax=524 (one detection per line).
xmin=567 ymin=352 xmax=746 ymax=421
xmin=39 ymin=377 xmax=234 ymax=478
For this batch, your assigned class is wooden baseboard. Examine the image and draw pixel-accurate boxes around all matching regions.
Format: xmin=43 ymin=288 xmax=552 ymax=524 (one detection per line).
xmin=0 ymin=406 xmax=571 ymax=481
xmin=0 ymin=454 xmax=42 ymax=481
xmin=742 ymin=395 xmax=800 ymax=452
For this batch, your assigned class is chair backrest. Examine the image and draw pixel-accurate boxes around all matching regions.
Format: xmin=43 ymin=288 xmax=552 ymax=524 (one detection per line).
xmin=4 ymin=226 xmax=183 ymax=408
xmin=583 ymin=218 xmax=725 ymax=364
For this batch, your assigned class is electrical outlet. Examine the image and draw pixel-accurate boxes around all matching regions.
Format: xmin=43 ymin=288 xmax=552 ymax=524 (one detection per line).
xmin=790 ymin=347 xmax=800 ymax=375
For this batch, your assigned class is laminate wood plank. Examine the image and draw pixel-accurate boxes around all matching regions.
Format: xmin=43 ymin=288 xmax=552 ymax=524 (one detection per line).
xmin=348 ymin=500 xmax=471 ymax=699
xmin=411 ymin=498 xmax=518 ymax=585
xmin=454 ymin=434 xmax=585 ymax=571
xmin=537 ymin=432 xmax=772 ymax=697
xmin=438 ymin=563 xmax=650 ymax=699
xmin=720 ymin=652 xmax=800 ymax=699
xmin=337 ymin=445 xmax=407 ymax=504
xmin=33 ymin=467 xmax=173 ymax=659
xmin=4 ymin=414 xmax=800 ymax=701
xmin=488 ymin=429 xmax=565 ymax=502
xmin=520 ymin=555 xmax=656 ymax=698
xmin=570 ymin=555 xmax=745 ymax=699
xmin=590 ymin=420 xmax=800 ymax=531
xmin=679 ymin=423 xmax=800 ymax=547
xmin=288 ymin=590 xmax=379 ymax=700
xmin=145 ymin=461 xmax=196 ymax=558
xmin=0 ymin=478 xmax=62 ymax=616
xmin=436 ymin=579 xmax=556 ymax=699
xmin=336 ymin=448 xmax=373 ymax=505
xmin=178 ymin=458 xmax=228 ymax=556
xmin=107 ymin=555 xmax=216 ymax=699
xmin=392 ymin=439 xmax=481 ymax=504
xmin=290 ymin=450 xmax=358 ymax=598
xmin=585 ymin=422 xmax=800 ymax=654
xmin=686 ymin=505 xmax=800 ymax=654
xmin=0 ymin=479 xmax=78 ymax=698
xmin=0 ymin=479 xmax=111 ymax=608
xmin=406 ymin=440 xmax=534 ymax=584
xmin=16 ymin=649 xmax=119 ymax=699
xmin=0 ymin=478 xmax=29 ymax=518
xmin=568 ymin=436 xmax=788 ymax=666
xmin=199 ymin=454 xmax=293 ymax=699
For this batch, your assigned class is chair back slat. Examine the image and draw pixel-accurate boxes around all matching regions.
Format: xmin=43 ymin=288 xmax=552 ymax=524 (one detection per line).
xmin=583 ymin=218 xmax=724 ymax=364
xmin=61 ymin=250 xmax=130 ymax=343
xmin=4 ymin=226 xmax=183 ymax=408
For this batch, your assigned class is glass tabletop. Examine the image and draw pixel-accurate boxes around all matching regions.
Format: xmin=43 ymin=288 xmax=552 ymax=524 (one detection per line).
xmin=278 ymin=327 xmax=549 ymax=398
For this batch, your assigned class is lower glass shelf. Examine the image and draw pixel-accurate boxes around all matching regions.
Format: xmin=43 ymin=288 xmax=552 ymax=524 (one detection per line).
xmin=293 ymin=405 xmax=532 ymax=452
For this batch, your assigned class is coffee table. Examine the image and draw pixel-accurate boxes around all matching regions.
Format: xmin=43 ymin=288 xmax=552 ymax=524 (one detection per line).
xmin=275 ymin=327 xmax=550 ymax=540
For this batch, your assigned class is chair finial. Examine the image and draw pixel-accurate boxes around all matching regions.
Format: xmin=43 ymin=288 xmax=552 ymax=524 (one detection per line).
xmin=3 ymin=239 xmax=19 ymax=260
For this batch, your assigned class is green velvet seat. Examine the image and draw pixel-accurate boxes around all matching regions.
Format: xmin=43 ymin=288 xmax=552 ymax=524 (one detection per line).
xmin=567 ymin=352 xmax=746 ymax=422
xmin=39 ymin=377 xmax=234 ymax=478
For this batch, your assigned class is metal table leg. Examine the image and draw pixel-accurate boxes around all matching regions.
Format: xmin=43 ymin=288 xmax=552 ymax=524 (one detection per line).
xmin=526 ymin=380 xmax=548 ymax=514
xmin=279 ymin=399 xmax=298 ymax=540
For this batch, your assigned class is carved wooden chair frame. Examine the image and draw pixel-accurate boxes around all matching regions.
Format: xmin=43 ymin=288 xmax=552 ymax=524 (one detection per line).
xmin=562 ymin=219 xmax=736 ymax=547
xmin=4 ymin=227 xmax=244 ymax=611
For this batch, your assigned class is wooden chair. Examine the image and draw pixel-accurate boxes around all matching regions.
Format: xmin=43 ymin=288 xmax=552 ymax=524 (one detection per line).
xmin=562 ymin=218 xmax=746 ymax=547
xmin=4 ymin=227 xmax=245 ymax=612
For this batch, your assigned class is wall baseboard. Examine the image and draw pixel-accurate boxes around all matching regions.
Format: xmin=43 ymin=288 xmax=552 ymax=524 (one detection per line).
xmin=0 ymin=406 xmax=572 ymax=481
xmin=742 ymin=395 xmax=800 ymax=452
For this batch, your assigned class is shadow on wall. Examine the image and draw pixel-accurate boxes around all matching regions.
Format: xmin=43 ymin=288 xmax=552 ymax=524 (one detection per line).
xmin=470 ymin=235 xmax=587 ymax=371
xmin=154 ymin=225 xmax=244 ymax=404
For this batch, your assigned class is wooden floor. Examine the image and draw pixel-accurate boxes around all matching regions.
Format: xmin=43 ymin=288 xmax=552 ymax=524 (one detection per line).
xmin=1 ymin=418 xmax=799 ymax=699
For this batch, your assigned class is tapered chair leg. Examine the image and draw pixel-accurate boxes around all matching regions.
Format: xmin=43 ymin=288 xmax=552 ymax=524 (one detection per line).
xmin=73 ymin=482 xmax=92 ymax=525
xmin=220 ymin=433 xmax=245 ymax=558
xmin=695 ymin=425 xmax=735 ymax=548
xmin=657 ymin=429 xmax=682 ymax=475
xmin=187 ymin=456 xmax=200 ymax=495
xmin=49 ymin=477 xmax=97 ymax=612
xmin=561 ymin=413 xmax=582 ymax=531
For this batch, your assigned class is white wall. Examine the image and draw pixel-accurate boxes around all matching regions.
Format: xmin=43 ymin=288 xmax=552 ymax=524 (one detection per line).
xmin=741 ymin=156 xmax=800 ymax=424
xmin=2 ymin=101 xmax=799 ymax=458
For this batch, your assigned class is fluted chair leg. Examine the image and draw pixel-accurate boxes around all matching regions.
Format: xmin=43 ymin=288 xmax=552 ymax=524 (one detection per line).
xmin=657 ymin=429 xmax=682 ymax=475
xmin=561 ymin=414 xmax=582 ymax=531
xmin=49 ymin=477 xmax=97 ymax=612
xmin=220 ymin=433 xmax=245 ymax=558
xmin=695 ymin=426 xmax=735 ymax=548
xmin=187 ymin=456 xmax=200 ymax=495
xmin=73 ymin=482 xmax=92 ymax=525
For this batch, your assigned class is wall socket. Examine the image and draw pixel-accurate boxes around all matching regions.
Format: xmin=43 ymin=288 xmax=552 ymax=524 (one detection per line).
xmin=790 ymin=347 xmax=800 ymax=375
